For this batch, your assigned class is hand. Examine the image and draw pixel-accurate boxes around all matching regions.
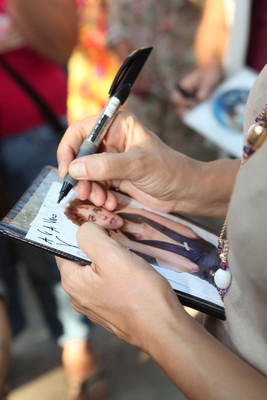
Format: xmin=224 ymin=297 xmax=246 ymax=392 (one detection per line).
xmin=57 ymin=223 xmax=267 ymax=400
xmin=56 ymin=223 xmax=183 ymax=351
xmin=170 ymin=65 xmax=223 ymax=116
xmin=57 ymin=111 xmax=201 ymax=214
xmin=57 ymin=110 xmax=236 ymax=217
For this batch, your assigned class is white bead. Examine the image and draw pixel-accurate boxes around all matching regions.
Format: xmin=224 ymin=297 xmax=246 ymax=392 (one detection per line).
xmin=214 ymin=268 xmax=232 ymax=290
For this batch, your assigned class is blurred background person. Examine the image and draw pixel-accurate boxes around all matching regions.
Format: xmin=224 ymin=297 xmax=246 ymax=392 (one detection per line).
xmin=106 ymin=0 xmax=205 ymax=153
xmin=0 ymin=288 xmax=11 ymax=400
xmin=0 ymin=182 xmax=12 ymax=400
xmin=0 ymin=1 xmax=106 ymax=399
xmin=171 ymin=0 xmax=267 ymax=116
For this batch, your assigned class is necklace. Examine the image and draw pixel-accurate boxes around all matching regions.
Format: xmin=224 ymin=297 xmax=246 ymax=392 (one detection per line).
xmin=214 ymin=103 xmax=267 ymax=300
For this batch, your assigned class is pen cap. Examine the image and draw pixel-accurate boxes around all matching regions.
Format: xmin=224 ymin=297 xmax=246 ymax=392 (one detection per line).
xmin=113 ymin=83 xmax=131 ymax=104
xmin=109 ymin=47 xmax=153 ymax=104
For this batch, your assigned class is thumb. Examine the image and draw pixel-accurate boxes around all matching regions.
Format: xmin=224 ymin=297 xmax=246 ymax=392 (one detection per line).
xmin=77 ymin=222 xmax=130 ymax=268
xmin=68 ymin=151 xmax=139 ymax=183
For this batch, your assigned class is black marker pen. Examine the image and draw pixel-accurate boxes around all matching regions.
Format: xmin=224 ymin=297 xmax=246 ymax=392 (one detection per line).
xmin=57 ymin=46 xmax=153 ymax=204
xmin=175 ymin=82 xmax=197 ymax=99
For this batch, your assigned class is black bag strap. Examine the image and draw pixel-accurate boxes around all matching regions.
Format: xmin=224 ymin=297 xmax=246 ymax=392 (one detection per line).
xmin=0 ymin=55 xmax=66 ymax=133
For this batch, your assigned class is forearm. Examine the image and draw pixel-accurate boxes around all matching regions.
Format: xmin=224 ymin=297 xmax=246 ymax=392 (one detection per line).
xmin=147 ymin=308 xmax=267 ymax=399
xmin=195 ymin=0 xmax=228 ymax=68
xmin=174 ymin=158 xmax=240 ymax=217
xmin=58 ymin=221 xmax=267 ymax=399
xmin=7 ymin=0 xmax=78 ymax=64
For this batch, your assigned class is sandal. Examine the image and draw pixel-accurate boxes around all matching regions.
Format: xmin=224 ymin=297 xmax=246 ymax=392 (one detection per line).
xmin=68 ymin=370 xmax=107 ymax=400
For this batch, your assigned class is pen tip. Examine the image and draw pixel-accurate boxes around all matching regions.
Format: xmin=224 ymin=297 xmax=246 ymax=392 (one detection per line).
xmin=57 ymin=182 xmax=73 ymax=204
xmin=57 ymin=193 xmax=64 ymax=204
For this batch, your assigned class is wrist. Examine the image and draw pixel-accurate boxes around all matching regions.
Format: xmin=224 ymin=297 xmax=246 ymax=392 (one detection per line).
xmin=143 ymin=301 xmax=197 ymax=367
xmin=125 ymin=276 xmax=189 ymax=356
xmin=171 ymin=156 xmax=206 ymax=215
xmin=172 ymin=158 xmax=239 ymax=217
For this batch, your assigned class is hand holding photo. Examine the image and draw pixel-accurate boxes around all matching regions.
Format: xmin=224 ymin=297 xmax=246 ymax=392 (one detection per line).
xmin=0 ymin=166 xmax=225 ymax=319
xmin=64 ymin=197 xmax=219 ymax=279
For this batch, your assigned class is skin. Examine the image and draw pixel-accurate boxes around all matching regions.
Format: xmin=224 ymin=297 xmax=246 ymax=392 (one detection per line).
xmin=6 ymin=0 xmax=78 ymax=64
xmin=170 ymin=0 xmax=228 ymax=116
xmin=57 ymin=225 xmax=267 ymax=400
xmin=55 ymin=111 xmax=267 ymax=399
xmin=57 ymin=111 xmax=239 ymax=216
xmin=170 ymin=64 xmax=224 ymax=116
xmin=76 ymin=205 xmax=124 ymax=229
xmin=1 ymin=2 xmax=97 ymax=391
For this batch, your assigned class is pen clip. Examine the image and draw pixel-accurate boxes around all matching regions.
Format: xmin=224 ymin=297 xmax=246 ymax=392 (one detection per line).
xmin=108 ymin=46 xmax=153 ymax=104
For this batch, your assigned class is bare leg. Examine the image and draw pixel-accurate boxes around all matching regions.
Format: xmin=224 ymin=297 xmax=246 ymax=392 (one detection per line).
xmin=62 ymin=339 xmax=106 ymax=400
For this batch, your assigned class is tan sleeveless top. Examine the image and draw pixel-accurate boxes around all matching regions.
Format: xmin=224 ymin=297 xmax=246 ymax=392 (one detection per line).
xmin=205 ymin=65 xmax=267 ymax=375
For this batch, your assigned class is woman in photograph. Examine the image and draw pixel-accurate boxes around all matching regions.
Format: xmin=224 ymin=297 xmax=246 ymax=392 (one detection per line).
xmin=64 ymin=198 xmax=219 ymax=283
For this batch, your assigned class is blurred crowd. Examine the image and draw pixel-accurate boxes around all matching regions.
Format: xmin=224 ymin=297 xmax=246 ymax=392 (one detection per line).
xmin=0 ymin=0 xmax=266 ymax=399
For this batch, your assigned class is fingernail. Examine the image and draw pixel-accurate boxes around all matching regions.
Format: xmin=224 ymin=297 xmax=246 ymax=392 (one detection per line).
xmin=69 ymin=161 xmax=87 ymax=178
xmin=58 ymin=164 xmax=66 ymax=179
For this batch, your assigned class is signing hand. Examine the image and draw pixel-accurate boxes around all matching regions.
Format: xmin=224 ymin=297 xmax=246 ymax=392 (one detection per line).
xmin=57 ymin=111 xmax=201 ymax=214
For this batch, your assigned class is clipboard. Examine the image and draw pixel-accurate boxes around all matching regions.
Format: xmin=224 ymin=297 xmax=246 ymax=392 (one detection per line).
xmin=0 ymin=166 xmax=225 ymax=320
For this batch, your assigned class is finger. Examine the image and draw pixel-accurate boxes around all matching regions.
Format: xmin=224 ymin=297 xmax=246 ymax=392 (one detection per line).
xmin=75 ymin=180 xmax=119 ymax=209
xmin=68 ymin=150 xmax=144 ymax=183
xmin=77 ymin=222 xmax=120 ymax=256
xmin=76 ymin=223 xmax=133 ymax=269
xmin=58 ymin=111 xmax=150 ymax=184
xmin=170 ymin=90 xmax=197 ymax=113
xmin=56 ymin=255 xmax=81 ymax=275
xmin=58 ymin=111 xmax=134 ymax=179
xmin=197 ymin=81 xmax=216 ymax=101
xmin=175 ymin=83 xmax=196 ymax=99
xmin=88 ymin=187 xmax=119 ymax=210
xmin=56 ymin=256 xmax=97 ymax=311
xmin=57 ymin=116 xmax=99 ymax=178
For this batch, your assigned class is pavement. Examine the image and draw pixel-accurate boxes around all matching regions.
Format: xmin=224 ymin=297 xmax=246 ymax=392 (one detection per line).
xmin=7 ymin=128 xmax=221 ymax=400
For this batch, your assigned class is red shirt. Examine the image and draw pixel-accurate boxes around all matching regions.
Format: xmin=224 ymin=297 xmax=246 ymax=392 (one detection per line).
xmin=0 ymin=1 xmax=67 ymax=136
xmin=0 ymin=48 xmax=67 ymax=136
